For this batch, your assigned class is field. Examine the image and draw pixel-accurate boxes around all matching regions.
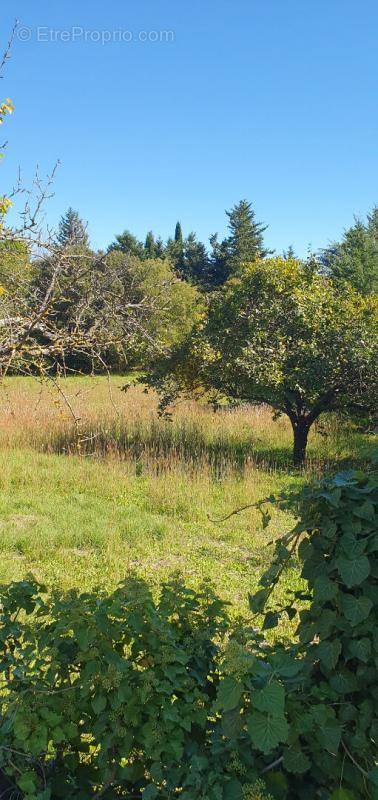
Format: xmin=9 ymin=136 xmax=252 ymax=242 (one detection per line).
xmin=0 ymin=375 xmax=375 ymax=617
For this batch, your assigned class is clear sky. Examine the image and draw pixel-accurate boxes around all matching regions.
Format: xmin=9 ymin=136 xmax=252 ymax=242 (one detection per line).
xmin=2 ymin=0 xmax=378 ymax=255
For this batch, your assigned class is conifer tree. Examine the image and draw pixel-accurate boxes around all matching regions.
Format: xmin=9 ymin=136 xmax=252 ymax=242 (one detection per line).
xmin=283 ymin=245 xmax=296 ymax=259
xmin=321 ymin=208 xmax=378 ymax=295
xmin=226 ymin=199 xmax=270 ymax=270
xmin=108 ymin=230 xmax=144 ymax=259
xmin=174 ymin=221 xmax=183 ymax=244
xmin=182 ymin=232 xmax=209 ymax=285
xmin=144 ymin=231 xmax=156 ymax=259
xmin=167 ymin=222 xmax=185 ymax=274
xmin=57 ymin=208 xmax=89 ymax=248
xmin=154 ymin=237 xmax=165 ymax=259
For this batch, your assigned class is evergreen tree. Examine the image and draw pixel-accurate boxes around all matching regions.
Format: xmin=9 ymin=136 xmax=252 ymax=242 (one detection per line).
xmin=174 ymin=221 xmax=183 ymax=244
xmin=226 ymin=199 xmax=270 ymax=270
xmin=57 ymin=208 xmax=89 ymax=248
xmin=206 ymin=200 xmax=271 ymax=288
xmin=167 ymin=222 xmax=185 ymax=274
xmin=182 ymin=232 xmax=209 ymax=285
xmin=207 ymin=233 xmax=231 ymax=288
xmin=283 ymin=245 xmax=296 ymax=259
xmin=154 ymin=236 xmax=165 ymax=259
xmin=320 ymin=209 xmax=378 ymax=295
xmin=109 ymin=230 xmax=144 ymax=259
xmin=144 ymin=231 xmax=156 ymax=259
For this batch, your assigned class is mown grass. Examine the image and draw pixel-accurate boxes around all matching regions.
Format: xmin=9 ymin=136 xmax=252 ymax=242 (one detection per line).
xmin=0 ymin=447 xmax=302 ymax=618
xmin=0 ymin=376 xmax=375 ymax=618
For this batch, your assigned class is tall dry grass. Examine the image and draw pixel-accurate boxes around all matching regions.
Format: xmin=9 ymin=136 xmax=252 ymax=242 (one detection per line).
xmin=0 ymin=375 xmax=374 ymax=476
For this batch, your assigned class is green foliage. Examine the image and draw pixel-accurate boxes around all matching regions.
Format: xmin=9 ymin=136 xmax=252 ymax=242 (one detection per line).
xmin=57 ymin=208 xmax=89 ymax=248
xmin=321 ymin=207 xmax=378 ymax=295
xmin=0 ymin=577 xmax=230 ymax=799
xmin=0 ymin=239 xmax=31 ymax=292
xmin=1 ymin=465 xmax=377 ymax=798
xmin=147 ymin=257 xmax=377 ymax=464
xmin=106 ymin=252 xmax=201 ymax=366
xmin=225 ymin=199 xmax=271 ymax=270
xmin=205 ymin=200 xmax=271 ymax=288
xmin=237 ymin=466 xmax=378 ymax=798
xmin=109 ymin=229 xmax=145 ymax=258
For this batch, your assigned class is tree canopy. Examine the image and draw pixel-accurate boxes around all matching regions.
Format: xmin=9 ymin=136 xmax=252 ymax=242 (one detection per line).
xmin=320 ymin=208 xmax=378 ymax=295
xmin=146 ymin=257 xmax=377 ymax=464
xmin=57 ymin=208 xmax=89 ymax=249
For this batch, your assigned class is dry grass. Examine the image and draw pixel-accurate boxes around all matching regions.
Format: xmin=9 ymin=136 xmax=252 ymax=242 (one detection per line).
xmin=0 ymin=375 xmax=374 ymax=616
xmin=0 ymin=375 xmax=373 ymax=476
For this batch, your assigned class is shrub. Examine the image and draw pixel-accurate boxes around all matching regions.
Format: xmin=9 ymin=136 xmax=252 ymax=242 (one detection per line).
xmin=219 ymin=465 xmax=378 ymax=799
xmin=0 ymin=466 xmax=377 ymax=799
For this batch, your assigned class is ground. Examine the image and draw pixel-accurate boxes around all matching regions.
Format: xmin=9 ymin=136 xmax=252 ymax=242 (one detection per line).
xmin=0 ymin=376 xmax=375 ymax=618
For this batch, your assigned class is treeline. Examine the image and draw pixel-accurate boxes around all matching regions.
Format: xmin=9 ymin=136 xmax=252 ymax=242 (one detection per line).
xmin=49 ymin=199 xmax=378 ymax=294
xmin=1 ymin=198 xmax=377 ymax=464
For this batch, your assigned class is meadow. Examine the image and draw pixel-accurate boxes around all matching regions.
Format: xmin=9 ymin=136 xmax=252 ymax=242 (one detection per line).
xmin=0 ymin=375 xmax=375 ymax=617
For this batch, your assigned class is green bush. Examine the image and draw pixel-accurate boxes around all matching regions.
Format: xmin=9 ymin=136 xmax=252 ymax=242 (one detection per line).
xmin=0 ymin=468 xmax=377 ymax=799
xmin=220 ymin=465 xmax=378 ymax=800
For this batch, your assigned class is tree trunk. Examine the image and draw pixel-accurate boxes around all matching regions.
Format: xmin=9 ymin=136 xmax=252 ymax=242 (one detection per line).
xmin=292 ymin=420 xmax=310 ymax=467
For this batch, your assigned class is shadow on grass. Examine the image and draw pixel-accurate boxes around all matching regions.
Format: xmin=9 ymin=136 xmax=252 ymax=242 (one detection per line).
xmin=39 ymin=418 xmax=374 ymax=477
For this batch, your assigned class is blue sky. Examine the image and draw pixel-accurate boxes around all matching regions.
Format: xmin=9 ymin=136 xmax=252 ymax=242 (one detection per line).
xmin=2 ymin=0 xmax=377 ymax=255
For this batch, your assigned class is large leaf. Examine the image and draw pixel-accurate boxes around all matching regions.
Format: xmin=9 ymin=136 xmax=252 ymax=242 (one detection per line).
xmin=316 ymin=719 xmax=342 ymax=754
xmin=341 ymin=594 xmax=373 ymax=626
xmin=313 ymin=575 xmax=337 ymax=601
xmin=253 ymin=682 xmax=285 ymax=715
xmin=222 ymin=706 xmax=243 ymax=739
xmin=217 ymin=677 xmax=243 ymax=712
xmin=317 ymin=639 xmax=341 ymax=671
xmin=354 ymin=500 xmax=375 ymax=521
xmin=336 ymin=555 xmax=370 ymax=588
xmin=223 ymin=779 xmax=243 ymax=800
xmin=247 ymin=711 xmax=288 ymax=753
xmin=283 ymin=746 xmax=311 ymax=774
xmin=91 ymin=694 xmax=107 ymax=714
xmin=346 ymin=637 xmax=371 ymax=663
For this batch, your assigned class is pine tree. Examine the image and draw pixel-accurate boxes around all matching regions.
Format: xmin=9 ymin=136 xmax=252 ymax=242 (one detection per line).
xmin=283 ymin=245 xmax=296 ymax=259
xmin=226 ymin=199 xmax=270 ymax=270
xmin=154 ymin=237 xmax=165 ymax=258
xmin=108 ymin=230 xmax=144 ymax=259
xmin=207 ymin=233 xmax=231 ymax=287
xmin=167 ymin=222 xmax=185 ymax=274
xmin=57 ymin=208 xmax=89 ymax=248
xmin=174 ymin=221 xmax=183 ymax=244
xmin=182 ymin=232 xmax=209 ymax=284
xmin=320 ymin=208 xmax=378 ymax=295
xmin=144 ymin=231 xmax=156 ymax=258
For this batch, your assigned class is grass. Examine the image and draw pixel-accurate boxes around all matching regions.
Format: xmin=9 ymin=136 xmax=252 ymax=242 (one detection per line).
xmin=0 ymin=375 xmax=375 ymax=617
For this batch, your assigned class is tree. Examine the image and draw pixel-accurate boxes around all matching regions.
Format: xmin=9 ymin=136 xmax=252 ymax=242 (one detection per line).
xmin=104 ymin=251 xmax=201 ymax=367
xmin=0 ymin=39 xmax=164 ymax=380
xmin=57 ymin=208 xmax=89 ymax=248
xmin=144 ymin=230 xmax=157 ymax=259
xmin=226 ymin=199 xmax=271 ymax=270
xmin=283 ymin=245 xmax=296 ymax=259
xmin=166 ymin=221 xmax=185 ymax=275
xmin=146 ymin=258 xmax=377 ymax=465
xmin=207 ymin=232 xmax=231 ymax=288
xmin=181 ymin=232 xmax=210 ymax=285
xmin=108 ymin=229 xmax=145 ymax=259
xmin=320 ymin=209 xmax=378 ymax=295
xmin=154 ymin=236 xmax=165 ymax=259
xmin=174 ymin=221 xmax=183 ymax=244
xmin=206 ymin=200 xmax=272 ymax=288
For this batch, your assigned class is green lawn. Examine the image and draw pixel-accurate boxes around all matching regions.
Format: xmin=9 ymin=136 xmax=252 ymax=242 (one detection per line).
xmin=0 ymin=446 xmax=302 ymax=617
xmin=0 ymin=376 xmax=375 ymax=620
